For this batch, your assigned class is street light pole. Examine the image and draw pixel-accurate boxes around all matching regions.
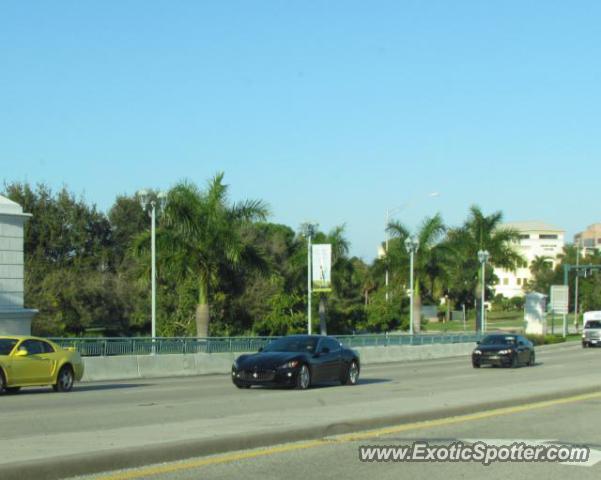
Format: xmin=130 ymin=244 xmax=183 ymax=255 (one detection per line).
xmin=151 ymin=200 xmax=156 ymax=342
xmin=307 ymin=232 xmax=312 ymax=335
xmin=137 ymin=189 xmax=167 ymax=347
xmin=385 ymin=192 xmax=439 ymax=303
xmin=477 ymin=250 xmax=490 ymax=332
xmin=301 ymin=223 xmax=318 ymax=335
xmin=404 ymin=236 xmax=419 ymax=336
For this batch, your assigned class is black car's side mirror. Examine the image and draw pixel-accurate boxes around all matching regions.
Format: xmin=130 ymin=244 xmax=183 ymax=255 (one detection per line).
xmin=476 ymin=341 xmax=480 ymax=345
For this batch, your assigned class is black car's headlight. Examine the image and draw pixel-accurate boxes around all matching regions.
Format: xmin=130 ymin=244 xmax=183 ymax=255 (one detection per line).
xmin=473 ymin=349 xmax=482 ymax=355
xmin=279 ymin=360 xmax=300 ymax=369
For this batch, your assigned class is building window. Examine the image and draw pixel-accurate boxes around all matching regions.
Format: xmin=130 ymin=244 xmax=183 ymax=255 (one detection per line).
xmin=503 ymin=278 xmax=509 ymax=285
xmin=539 ymin=234 xmax=558 ymax=239
xmin=517 ymin=278 xmax=522 ymax=286
xmin=519 ymin=234 xmax=530 ymax=239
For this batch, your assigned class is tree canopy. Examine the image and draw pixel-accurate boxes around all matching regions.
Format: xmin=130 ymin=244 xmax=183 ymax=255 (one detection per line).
xmin=5 ymin=178 xmax=588 ymax=338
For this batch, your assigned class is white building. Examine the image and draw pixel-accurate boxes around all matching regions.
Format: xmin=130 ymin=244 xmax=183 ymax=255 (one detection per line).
xmin=494 ymin=221 xmax=565 ymax=298
xmin=0 ymin=195 xmax=37 ymax=335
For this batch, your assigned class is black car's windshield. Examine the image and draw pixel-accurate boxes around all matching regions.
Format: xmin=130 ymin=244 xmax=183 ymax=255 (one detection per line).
xmin=0 ymin=339 xmax=18 ymax=355
xmin=585 ymin=321 xmax=601 ymax=329
xmin=263 ymin=337 xmax=318 ymax=353
xmin=480 ymin=335 xmax=517 ymax=346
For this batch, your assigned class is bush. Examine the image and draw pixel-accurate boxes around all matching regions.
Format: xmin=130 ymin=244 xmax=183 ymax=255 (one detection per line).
xmin=525 ymin=334 xmax=566 ymax=346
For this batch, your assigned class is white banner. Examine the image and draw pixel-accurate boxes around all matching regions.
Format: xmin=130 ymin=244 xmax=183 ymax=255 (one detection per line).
xmin=312 ymin=244 xmax=332 ymax=292
xmin=550 ymin=285 xmax=569 ymax=314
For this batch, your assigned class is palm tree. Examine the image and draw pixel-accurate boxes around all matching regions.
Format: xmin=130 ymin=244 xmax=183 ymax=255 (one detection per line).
xmin=387 ymin=214 xmax=447 ymax=333
xmin=446 ymin=206 xmax=523 ymax=325
xmin=144 ymin=174 xmax=269 ymax=337
xmin=527 ymin=256 xmax=554 ymax=294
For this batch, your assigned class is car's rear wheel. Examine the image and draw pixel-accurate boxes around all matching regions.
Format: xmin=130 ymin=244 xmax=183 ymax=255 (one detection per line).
xmin=53 ymin=365 xmax=74 ymax=392
xmin=344 ymin=361 xmax=360 ymax=385
xmin=583 ymin=342 xmax=588 ymax=348
xmin=0 ymin=371 xmax=5 ymax=394
xmin=5 ymin=387 xmax=20 ymax=394
xmin=510 ymin=354 xmax=518 ymax=368
xmin=296 ymin=364 xmax=311 ymax=390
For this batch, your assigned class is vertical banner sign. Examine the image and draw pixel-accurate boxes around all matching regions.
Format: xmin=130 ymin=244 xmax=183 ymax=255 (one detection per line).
xmin=312 ymin=244 xmax=332 ymax=292
xmin=550 ymin=285 xmax=569 ymax=314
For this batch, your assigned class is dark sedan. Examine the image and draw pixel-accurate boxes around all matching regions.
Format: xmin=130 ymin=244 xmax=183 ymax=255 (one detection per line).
xmin=232 ymin=335 xmax=360 ymax=390
xmin=472 ymin=334 xmax=535 ymax=368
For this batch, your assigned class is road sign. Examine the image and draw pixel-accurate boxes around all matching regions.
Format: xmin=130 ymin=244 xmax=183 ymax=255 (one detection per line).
xmin=550 ymin=285 xmax=569 ymax=315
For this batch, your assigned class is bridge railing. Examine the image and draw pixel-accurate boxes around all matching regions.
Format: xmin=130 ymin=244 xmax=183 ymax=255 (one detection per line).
xmin=48 ymin=333 xmax=483 ymax=357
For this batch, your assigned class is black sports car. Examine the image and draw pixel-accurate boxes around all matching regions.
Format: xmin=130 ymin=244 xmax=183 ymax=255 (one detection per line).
xmin=231 ymin=335 xmax=360 ymax=390
xmin=472 ymin=334 xmax=535 ymax=368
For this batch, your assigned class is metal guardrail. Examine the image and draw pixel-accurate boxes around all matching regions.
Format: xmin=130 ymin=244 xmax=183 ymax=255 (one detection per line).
xmin=49 ymin=333 xmax=483 ymax=357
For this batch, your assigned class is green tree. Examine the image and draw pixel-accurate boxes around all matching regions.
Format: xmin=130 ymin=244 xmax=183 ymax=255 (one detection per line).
xmin=526 ymin=256 xmax=555 ymax=294
xmin=387 ymin=214 xmax=447 ymax=333
xmin=445 ymin=206 xmax=523 ymax=324
xmin=142 ymin=174 xmax=269 ymax=337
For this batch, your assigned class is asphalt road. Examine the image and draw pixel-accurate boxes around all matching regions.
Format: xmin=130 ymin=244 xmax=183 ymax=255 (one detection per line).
xmin=74 ymin=389 xmax=601 ymax=480
xmin=1 ymin=342 xmax=600 ymax=480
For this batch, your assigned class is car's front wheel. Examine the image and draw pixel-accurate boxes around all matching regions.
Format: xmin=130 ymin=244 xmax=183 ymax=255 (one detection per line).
xmin=0 ymin=371 xmax=5 ymax=394
xmin=5 ymin=387 xmax=20 ymax=394
xmin=296 ymin=364 xmax=311 ymax=390
xmin=472 ymin=361 xmax=481 ymax=368
xmin=53 ymin=365 xmax=74 ymax=392
xmin=343 ymin=361 xmax=360 ymax=385
xmin=527 ymin=352 xmax=535 ymax=366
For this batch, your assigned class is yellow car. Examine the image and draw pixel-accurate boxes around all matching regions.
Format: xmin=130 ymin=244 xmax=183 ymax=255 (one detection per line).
xmin=0 ymin=336 xmax=84 ymax=393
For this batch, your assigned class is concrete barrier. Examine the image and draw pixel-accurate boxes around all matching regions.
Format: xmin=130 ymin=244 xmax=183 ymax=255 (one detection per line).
xmin=80 ymin=341 xmax=477 ymax=382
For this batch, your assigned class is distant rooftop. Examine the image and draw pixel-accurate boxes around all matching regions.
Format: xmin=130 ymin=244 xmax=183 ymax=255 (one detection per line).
xmin=501 ymin=221 xmax=564 ymax=233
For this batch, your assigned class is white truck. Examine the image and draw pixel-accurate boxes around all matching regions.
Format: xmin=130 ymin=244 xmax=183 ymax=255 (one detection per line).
xmin=582 ymin=311 xmax=601 ymax=348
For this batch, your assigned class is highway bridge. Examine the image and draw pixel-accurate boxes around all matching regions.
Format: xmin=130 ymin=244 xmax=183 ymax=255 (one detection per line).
xmin=1 ymin=342 xmax=600 ymax=480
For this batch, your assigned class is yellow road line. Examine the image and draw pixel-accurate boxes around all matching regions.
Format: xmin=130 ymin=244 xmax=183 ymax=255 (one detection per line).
xmin=96 ymin=390 xmax=601 ymax=480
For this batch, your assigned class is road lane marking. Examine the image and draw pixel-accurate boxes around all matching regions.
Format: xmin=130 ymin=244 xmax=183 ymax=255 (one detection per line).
xmin=93 ymin=390 xmax=601 ymax=480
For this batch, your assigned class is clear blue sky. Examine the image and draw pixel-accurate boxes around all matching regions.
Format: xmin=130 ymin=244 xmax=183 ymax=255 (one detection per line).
xmin=1 ymin=1 xmax=599 ymax=260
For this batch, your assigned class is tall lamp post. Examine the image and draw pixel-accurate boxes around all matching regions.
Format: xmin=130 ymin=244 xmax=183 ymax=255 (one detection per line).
xmin=301 ymin=222 xmax=318 ymax=335
xmin=137 ymin=189 xmax=167 ymax=342
xmin=477 ymin=250 xmax=490 ymax=332
xmin=404 ymin=236 xmax=419 ymax=336
xmin=385 ymin=192 xmax=439 ymax=302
